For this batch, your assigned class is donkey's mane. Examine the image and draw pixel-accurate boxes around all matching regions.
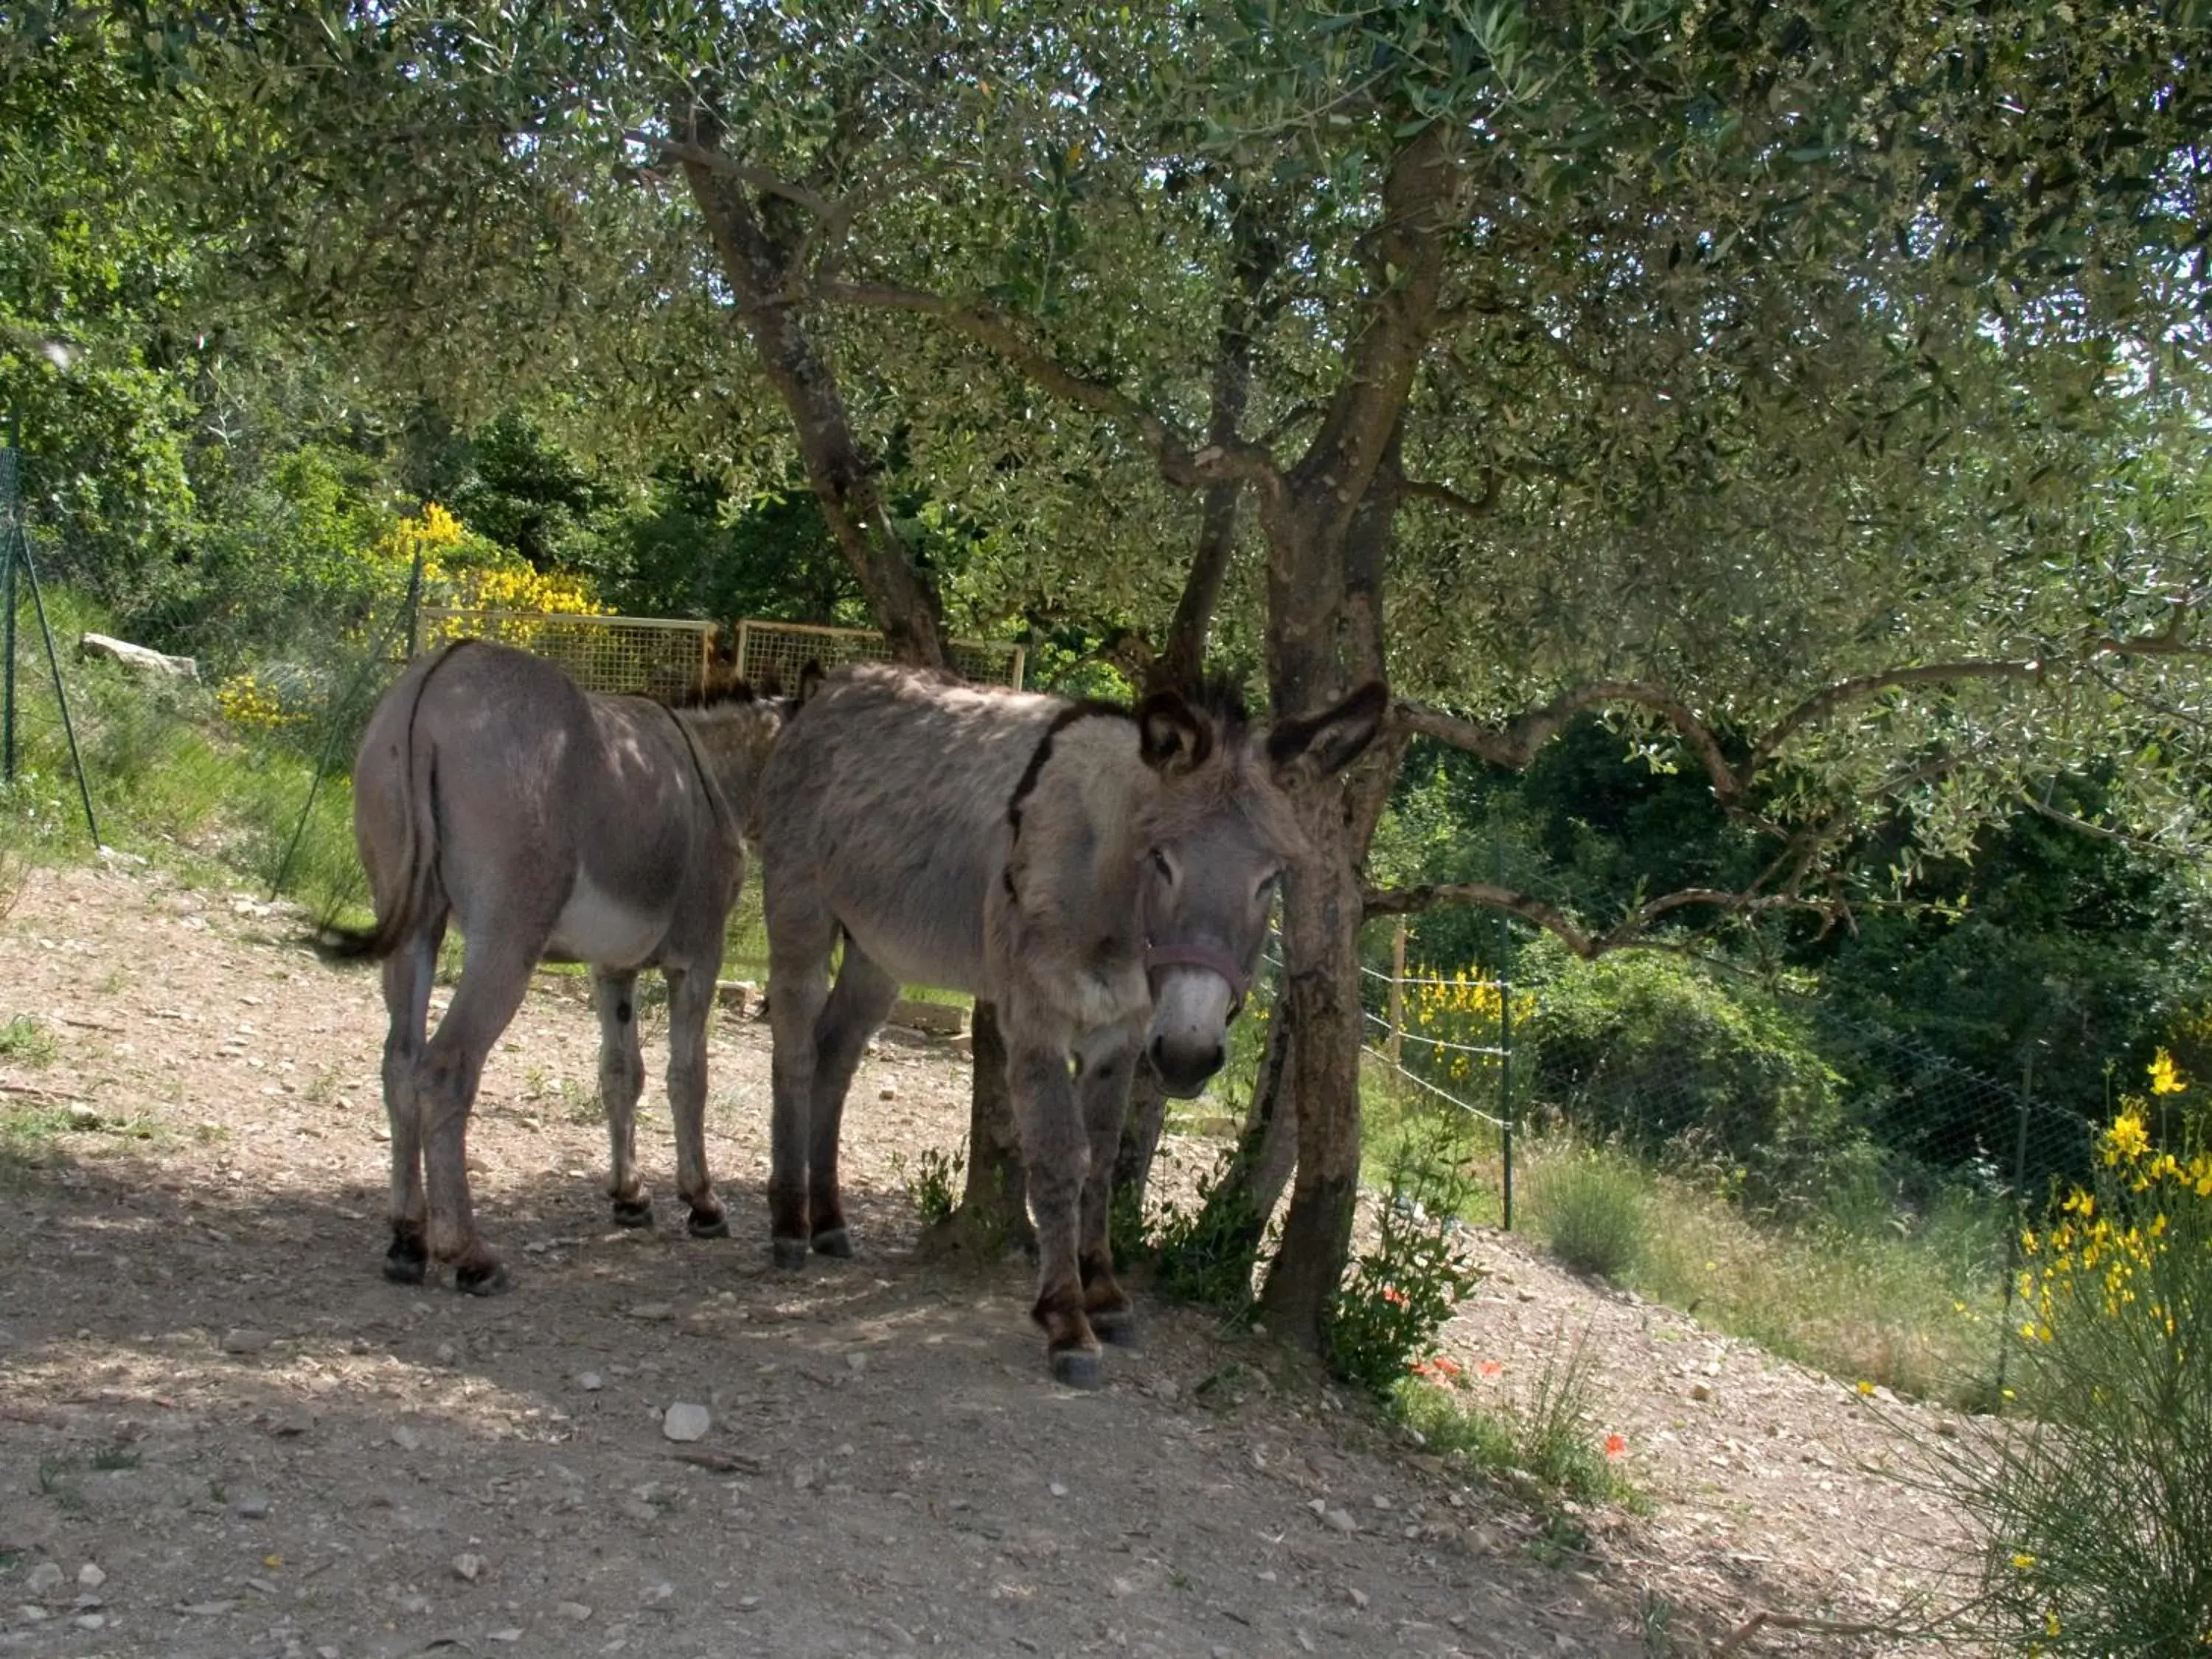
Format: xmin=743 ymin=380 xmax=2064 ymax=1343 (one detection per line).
xmin=661 ymin=677 xmax=771 ymax=711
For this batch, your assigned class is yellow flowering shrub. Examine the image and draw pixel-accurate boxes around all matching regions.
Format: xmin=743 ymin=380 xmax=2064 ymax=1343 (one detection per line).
xmin=214 ymin=671 xmax=309 ymax=731
xmin=1397 ymin=965 xmax=1537 ymax=1091
xmin=382 ymin=501 xmax=608 ymax=650
xmin=1949 ymin=1049 xmax=2212 ymax=1655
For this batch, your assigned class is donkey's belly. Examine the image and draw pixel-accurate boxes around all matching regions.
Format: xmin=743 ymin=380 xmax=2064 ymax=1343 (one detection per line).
xmin=548 ymin=873 xmax=670 ymax=970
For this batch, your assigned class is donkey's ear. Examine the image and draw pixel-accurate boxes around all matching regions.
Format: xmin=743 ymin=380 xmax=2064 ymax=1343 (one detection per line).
xmin=1267 ymin=682 xmax=1389 ymax=786
xmin=1137 ymin=689 xmax=1213 ymax=777
xmin=796 ymin=658 xmax=826 ymax=706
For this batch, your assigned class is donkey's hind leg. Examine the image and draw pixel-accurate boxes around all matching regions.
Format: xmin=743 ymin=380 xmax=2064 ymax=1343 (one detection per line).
xmin=1074 ymin=1021 xmax=1144 ymax=1346
xmin=591 ymin=968 xmax=652 ymax=1228
xmin=766 ymin=895 xmax=837 ymax=1268
xmin=804 ymin=942 xmax=900 ymax=1259
xmin=661 ymin=963 xmax=727 ymax=1238
xmin=378 ymin=919 xmax=445 ymax=1284
xmin=416 ymin=928 xmax=539 ymax=1294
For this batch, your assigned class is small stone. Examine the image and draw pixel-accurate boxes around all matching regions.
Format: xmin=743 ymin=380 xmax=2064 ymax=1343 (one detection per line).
xmin=1152 ymin=1379 xmax=1179 ymax=1403
xmin=26 ymin=1563 xmax=64 ymax=1596
xmin=487 ymin=1629 xmax=523 ymax=1643
xmin=845 ymin=1352 xmax=869 ymax=1374
xmin=452 ymin=1553 xmax=484 ymax=1584
xmin=435 ymin=1342 xmax=457 ymax=1364
xmin=74 ymin=1612 xmax=106 ymax=1631
xmin=391 ymin=1426 xmax=423 ymax=1452
xmin=557 ymin=1601 xmax=592 ymax=1622
xmin=1371 ymin=1495 xmax=1394 ymax=1510
xmin=75 ymin=1565 xmax=105 ymax=1591
xmin=1048 ymin=1481 xmax=1068 ymax=1498
xmin=737 ymin=1595 xmax=762 ymax=1611
xmin=642 ymin=1581 xmax=674 ymax=1605
xmin=661 ymin=1402 xmax=711 ymax=1442
xmin=627 ymin=1302 xmax=675 ymax=1322
xmin=1345 ymin=1586 xmax=1369 ymax=1610
xmin=577 ymin=1371 xmax=605 ymax=1391
xmin=1689 ymin=1382 xmax=1712 ymax=1402
xmin=220 ymin=1327 xmax=273 ymax=1355
xmin=234 ymin=1492 xmax=271 ymax=1520
xmin=1323 ymin=1508 xmax=1358 ymax=1534
xmin=17 ymin=1605 xmax=48 ymax=1624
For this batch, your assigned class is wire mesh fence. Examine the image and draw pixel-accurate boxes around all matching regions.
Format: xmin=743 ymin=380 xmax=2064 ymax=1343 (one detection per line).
xmin=732 ymin=618 xmax=1026 ymax=692
xmin=417 ymin=608 xmax=716 ymax=700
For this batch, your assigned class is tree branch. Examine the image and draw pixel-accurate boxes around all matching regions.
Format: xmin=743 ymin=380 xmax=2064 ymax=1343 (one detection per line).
xmin=1359 ymin=879 xmax=1841 ymax=958
xmin=821 ymin=279 xmax=1285 ymax=501
xmin=1399 ymin=684 xmax=1745 ymax=803
xmin=624 ymin=130 xmax=844 ymax=227
xmin=1400 ymin=473 xmax=1502 ymax=520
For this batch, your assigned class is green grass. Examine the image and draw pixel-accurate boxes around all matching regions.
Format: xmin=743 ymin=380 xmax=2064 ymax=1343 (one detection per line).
xmin=1519 ymin=1141 xmax=2010 ymax=1408
xmin=0 ymin=1014 xmax=59 ymax=1067
xmin=1525 ymin=1147 xmax=1649 ymax=1281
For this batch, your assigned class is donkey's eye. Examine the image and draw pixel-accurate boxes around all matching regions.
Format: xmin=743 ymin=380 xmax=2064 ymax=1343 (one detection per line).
xmin=1149 ymin=847 xmax=1176 ymax=883
xmin=1255 ymin=870 xmax=1282 ymax=903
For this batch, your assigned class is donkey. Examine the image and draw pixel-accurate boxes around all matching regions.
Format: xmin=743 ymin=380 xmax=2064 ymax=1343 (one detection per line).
xmin=347 ymin=638 xmax=785 ymax=1293
xmin=756 ymin=663 xmax=1385 ymax=1385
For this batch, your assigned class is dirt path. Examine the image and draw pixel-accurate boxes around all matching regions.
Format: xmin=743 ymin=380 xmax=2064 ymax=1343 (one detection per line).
xmin=1 ymin=862 xmax=1975 ymax=1657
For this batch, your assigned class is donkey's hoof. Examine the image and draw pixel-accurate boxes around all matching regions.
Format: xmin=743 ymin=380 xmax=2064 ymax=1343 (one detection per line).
xmin=810 ymin=1225 xmax=852 ymax=1259
xmin=686 ymin=1208 xmax=730 ymax=1240
xmin=611 ymin=1195 xmax=655 ymax=1229
xmin=1049 ymin=1347 xmax=1105 ymax=1391
xmin=383 ymin=1228 xmax=428 ymax=1285
xmin=1091 ymin=1307 xmax=1140 ymax=1348
xmin=771 ymin=1236 xmax=810 ymax=1271
xmin=455 ymin=1260 xmax=510 ymax=1297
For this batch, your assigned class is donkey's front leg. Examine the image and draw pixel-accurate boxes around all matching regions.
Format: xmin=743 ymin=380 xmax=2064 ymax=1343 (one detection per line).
xmin=661 ymin=964 xmax=727 ymax=1238
xmin=1074 ymin=1021 xmax=1145 ymax=1346
xmin=592 ymin=969 xmax=652 ymax=1228
xmin=1009 ymin=1037 xmax=1101 ymax=1388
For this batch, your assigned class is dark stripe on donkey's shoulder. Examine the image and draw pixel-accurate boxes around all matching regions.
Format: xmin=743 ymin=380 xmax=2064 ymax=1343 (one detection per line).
xmin=1006 ymin=699 xmax=1135 ymax=837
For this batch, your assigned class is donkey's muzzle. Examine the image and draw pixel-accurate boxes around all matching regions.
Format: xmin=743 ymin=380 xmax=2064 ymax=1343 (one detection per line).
xmin=1150 ymin=1032 xmax=1226 ymax=1098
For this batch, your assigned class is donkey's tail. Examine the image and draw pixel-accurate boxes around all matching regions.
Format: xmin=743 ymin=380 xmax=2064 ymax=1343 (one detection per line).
xmin=349 ymin=641 xmax=468 ymax=961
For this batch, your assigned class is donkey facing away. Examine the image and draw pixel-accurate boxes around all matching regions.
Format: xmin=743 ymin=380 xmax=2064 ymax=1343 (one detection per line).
xmin=757 ymin=664 xmax=1386 ymax=1386
xmin=347 ymin=638 xmax=785 ymax=1293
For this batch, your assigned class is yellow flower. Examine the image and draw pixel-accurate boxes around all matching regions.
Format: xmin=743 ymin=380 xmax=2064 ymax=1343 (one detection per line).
xmin=2104 ymin=1112 xmax=2150 ymax=1165
xmin=2149 ymin=1047 xmax=2189 ymax=1096
xmin=2011 ymin=1552 xmax=2037 ymax=1571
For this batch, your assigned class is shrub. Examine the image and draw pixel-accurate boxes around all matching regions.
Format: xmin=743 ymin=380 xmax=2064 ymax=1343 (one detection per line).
xmin=1519 ymin=945 xmax=1858 ymax=1211
xmin=1528 ymin=1147 xmax=1649 ymax=1281
xmin=1936 ymin=1051 xmax=2212 ymax=1655
xmin=1395 ymin=1326 xmax=1632 ymax=1511
xmin=1325 ymin=1127 xmax=1484 ymax=1396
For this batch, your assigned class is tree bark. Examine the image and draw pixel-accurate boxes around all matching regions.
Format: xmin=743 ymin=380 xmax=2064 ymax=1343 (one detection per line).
xmin=669 ymin=104 xmax=1023 ymax=1250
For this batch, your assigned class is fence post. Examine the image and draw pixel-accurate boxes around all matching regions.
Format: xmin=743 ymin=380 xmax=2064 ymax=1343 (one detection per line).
xmin=2 ymin=476 xmax=16 ymax=783
xmin=1500 ymin=970 xmax=1515 ymax=1233
xmin=14 ymin=519 xmax=100 ymax=847
xmin=1388 ymin=917 xmax=1406 ymax=1071
xmin=1994 ymin=1051 xmax=2037 ymax=1410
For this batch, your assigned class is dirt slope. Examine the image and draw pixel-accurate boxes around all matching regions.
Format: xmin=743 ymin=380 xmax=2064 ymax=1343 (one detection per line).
xmin=0 ymin=861 xmax=1973 ymax=1658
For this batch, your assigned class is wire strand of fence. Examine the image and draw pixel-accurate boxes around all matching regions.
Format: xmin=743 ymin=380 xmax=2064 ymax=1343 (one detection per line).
xmin=1359 ymin=960 xmax=1509 ymax=992
xmin=1360 ymin=1041 xmax=1510 ymax=1130
xmin=1364 ymin=1009 xmax=1508 ymax=1060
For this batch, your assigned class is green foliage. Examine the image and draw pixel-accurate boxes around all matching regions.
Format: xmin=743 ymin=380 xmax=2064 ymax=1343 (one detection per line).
xmin=1519 ymin=945 xmax=1860 ymax=1211
xmin=1393 ymin=1329 xmax=1632 ymax=1514
xmin=891 ymin=1145 xmax=964 ymax=1230
xmin=1527 ymin=1148 xmax=1649 ymax=1282
xmin=1933 ymin=1090 xmax=2212 ymax=1655
xmin=1325 ymin=1129 xmax=1485 ymax=1397
xmin=1144 ymin=1152 xmax=1270 ymax=1313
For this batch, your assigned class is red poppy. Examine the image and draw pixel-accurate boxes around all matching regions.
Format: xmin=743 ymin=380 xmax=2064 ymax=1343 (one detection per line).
xmin=1604 ymin=1433 xmax=1627 ymax=1458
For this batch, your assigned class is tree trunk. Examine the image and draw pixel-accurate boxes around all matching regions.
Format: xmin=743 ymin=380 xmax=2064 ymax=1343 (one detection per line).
xmin=672 ymin=110 xmax=1029 ymax=1253
xmin=923 ymin=1001 xmax=1033 ymax=1258
xmin=1111 ymin=1055 xmax=1170 ymax=1208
